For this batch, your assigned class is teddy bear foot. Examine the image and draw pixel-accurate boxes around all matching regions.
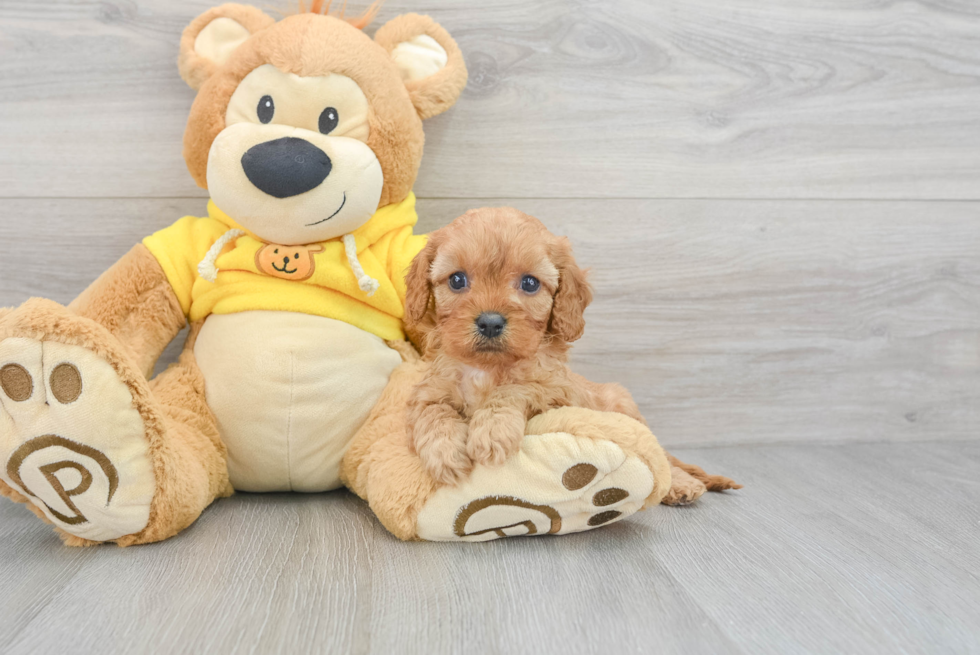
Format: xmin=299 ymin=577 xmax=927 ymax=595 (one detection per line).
xmin=415 ymin=408 xmax=670 ymax=542
xmin=0 ymin=305 xmax=156 ymax=544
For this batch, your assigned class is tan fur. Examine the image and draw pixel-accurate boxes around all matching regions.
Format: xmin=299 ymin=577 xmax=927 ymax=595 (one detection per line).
xmin=666 ymin=453 xmax=742 ymax=493
xmin=0 ymin=301 xmax=230 ymax=546
xmin=403 ymin=208 xmax=643 ymax=484
xmin=661 ymin=467 xmax=707 ymax=506
xmin=180 ymin=8 xmax=466 ymax=208
xmin=341 ymin=353 xmax=676 ymax=538
xmin=341 ymin=356 xmax=435 ymax=540
xmin=373 ymin=14 xmax=469 ymax=121
xmin=1 ymin=6 xmax=469 ymax=545
xmin=69 ymin=244 xmax=186 ymax=379
xmin=402 ymin=207 xmax=741 ymax=494
xmin=342 ymin=358 xmax=676 ymax=539
xmin=178 ymin=4 xmax=276 ymax=91
xmin=3 ymin=4 xmax=724 ymax=545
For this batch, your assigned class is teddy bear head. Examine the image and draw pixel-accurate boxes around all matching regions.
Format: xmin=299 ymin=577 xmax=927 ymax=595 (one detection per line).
xmin=178 ymin=3 xmax=466 ymax=246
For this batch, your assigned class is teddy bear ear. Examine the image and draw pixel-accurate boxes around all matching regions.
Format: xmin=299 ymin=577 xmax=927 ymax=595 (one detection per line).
xmin=178 ymin=4 xmax=276 ymax=90
xmin=374 ymin=14 xmax=468 ymax=120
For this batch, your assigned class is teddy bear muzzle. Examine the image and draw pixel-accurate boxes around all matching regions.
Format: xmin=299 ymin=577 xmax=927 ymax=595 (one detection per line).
xmin=241 ymin=136 xmax=333 ymax=199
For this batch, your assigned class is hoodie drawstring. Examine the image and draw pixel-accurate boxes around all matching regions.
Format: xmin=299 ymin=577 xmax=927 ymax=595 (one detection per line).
xmin=343 ymin=233 xmax=380 ymax=297
xmin=197 ymin=228 xmax=245 ymax=283
xmin=197 ymin=228 xmax=380 ymax=297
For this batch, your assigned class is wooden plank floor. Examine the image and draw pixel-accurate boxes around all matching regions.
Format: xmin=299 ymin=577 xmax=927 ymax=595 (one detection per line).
xmin=1 ymin=0 xmax=978 ymax=653
xmin=1 ymin=441 xmax=977 ymax=655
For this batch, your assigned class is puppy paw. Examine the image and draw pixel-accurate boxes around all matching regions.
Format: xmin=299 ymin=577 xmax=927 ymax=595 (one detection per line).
xmin=416 ymin=418 xmax=472 ymax=487
xmin=661 ymin=467 xmax=707 ymax=506
xmin=466 ymin=408 xmax=524 ymax=467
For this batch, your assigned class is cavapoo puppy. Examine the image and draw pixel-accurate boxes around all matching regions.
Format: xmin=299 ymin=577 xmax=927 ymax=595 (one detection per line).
xmin=404 ymin=207 xmax=741 ymax=497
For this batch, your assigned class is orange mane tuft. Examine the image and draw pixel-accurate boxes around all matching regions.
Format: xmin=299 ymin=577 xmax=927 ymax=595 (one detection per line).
xmin=291 ymin=0 xmax=383 ymax=29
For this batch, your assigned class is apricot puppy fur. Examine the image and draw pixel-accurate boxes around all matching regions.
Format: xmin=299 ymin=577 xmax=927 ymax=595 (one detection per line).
xmin=404 ymin=207 xmax=649 ymax=486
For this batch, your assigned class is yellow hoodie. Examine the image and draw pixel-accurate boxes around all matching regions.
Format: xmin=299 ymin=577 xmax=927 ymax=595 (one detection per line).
xmin=143 ymin=193 xmax=425 ymax=341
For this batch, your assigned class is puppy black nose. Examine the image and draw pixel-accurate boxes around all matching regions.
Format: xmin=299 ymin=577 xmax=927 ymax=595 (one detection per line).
xmin=241 ymin=137 xmax=332 ymax=198
xmin=476 ymin=312 xmax=506 ymax=339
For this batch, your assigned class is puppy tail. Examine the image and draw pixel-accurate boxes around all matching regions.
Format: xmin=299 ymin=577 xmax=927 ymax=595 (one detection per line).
xmin=667 ymin=453 xmax=743 ymax=491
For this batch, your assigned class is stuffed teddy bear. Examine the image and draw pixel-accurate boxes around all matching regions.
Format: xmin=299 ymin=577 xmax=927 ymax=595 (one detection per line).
xmin=0 ymin=3 xmax=736 ymax=546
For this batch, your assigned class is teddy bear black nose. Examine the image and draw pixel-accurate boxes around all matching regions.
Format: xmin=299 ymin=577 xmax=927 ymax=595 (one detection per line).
xmin=241 ymin=137 xmax=332 ymax=199
xmin=476 ymin=312 xmax=506 ymax=339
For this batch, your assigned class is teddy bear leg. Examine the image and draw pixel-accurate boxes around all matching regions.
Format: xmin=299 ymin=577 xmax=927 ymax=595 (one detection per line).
xmin=412 ymin=408 xmax=674 ymax=541
xmin=0 ymin=300 xmax=229 ymax=546
xmin=344 ymin=381 xmax=675 ymax=542
xmin=341 ymin=356 xmax=434 ymax=540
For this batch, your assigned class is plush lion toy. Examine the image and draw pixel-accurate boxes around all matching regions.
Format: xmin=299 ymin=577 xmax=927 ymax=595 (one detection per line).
xmin=0 ymin=3 xmax=735 ymax=546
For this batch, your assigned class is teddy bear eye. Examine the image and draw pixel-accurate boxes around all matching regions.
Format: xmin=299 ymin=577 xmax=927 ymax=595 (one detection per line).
xmin=319 ymin=107 xmax=339 ymax=134
xmin=520 ymin=275 xmax=540 ymax=294
xmin=257 ymin=95 xmax=274 ymax=124
xmin=448 ymin=271 xmax=468 ymax=291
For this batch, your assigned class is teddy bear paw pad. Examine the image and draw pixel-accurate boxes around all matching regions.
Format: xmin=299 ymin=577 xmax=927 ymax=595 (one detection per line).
xmin=416 ymin=431 xmax=655 ymax=542
xmin=0 ymin=338 xmax=155 ymax=542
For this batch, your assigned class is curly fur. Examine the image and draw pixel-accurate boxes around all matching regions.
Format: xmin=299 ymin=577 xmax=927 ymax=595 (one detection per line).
xmin=403 ymin=207 xmax=744 ymax=496
xmin=404 ymin=208 xmax=650 ymax=485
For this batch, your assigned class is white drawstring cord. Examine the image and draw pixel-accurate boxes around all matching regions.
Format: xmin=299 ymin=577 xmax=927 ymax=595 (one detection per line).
xmin=197 ymin=228 xmax=245 ymax=283
xmin=198 ymin=228 xmax=379 ymax=297
xmin=343 ymin=233 xmax=380 ymax=296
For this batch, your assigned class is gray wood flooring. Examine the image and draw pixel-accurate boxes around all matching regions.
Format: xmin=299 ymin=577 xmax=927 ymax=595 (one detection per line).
xmin=1 ymin=0 xmax=978 ymax=653
xmin=1 ymin=442 xmax=977 ymax=655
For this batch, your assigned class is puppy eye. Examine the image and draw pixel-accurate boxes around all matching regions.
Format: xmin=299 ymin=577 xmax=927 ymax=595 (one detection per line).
xmin=257 ymin=95 xmax=275 ymax=124
xmin=319 ymin=107 xmax=339 ymax=134
xmin=520 ymin=275 xmax=540 ymax=294
xmin=448 ymin=271 xmax=468 ymax=292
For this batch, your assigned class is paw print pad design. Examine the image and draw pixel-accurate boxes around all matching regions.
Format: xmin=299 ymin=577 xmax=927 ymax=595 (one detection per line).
xmin=417 ymin=431 xmax=656 ymax=542
xmin=0 ymin=337 xmax=155 ymax=542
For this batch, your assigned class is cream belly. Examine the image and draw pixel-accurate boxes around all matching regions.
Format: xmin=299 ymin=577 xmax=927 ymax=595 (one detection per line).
xmin=194 ymin=311 xmax=402 ymax=492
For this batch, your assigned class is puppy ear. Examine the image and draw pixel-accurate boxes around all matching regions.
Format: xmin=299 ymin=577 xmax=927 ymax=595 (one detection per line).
xmin=404 ymin=235 xmax=440 ymax=329
xmin=548 ymin=237 xmax=593 ymax=343
xmin=374 ymin=14 xmax=468 ymax=120
xmin=178 ymin=4 xmax=275 ymax=90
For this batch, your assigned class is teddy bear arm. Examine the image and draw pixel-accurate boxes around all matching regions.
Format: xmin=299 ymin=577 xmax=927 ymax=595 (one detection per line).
xmin=68 ymin=243 xmax=186 ymax=378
